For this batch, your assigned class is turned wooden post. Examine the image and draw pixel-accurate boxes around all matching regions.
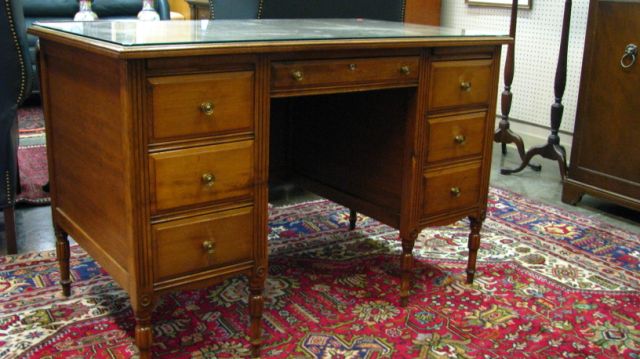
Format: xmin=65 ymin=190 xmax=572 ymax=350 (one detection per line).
xmin=501 ymin=0 xmax=571 ymax=179
xmin=494 ymin=0 xmax=541 ymax=171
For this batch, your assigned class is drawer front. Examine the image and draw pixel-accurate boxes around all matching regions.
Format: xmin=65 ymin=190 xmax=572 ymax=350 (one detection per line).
xmin=148 ymin=71 xmax=254 ymax=140
xmin=426 ymin=112 xmax=486 ymax=163
xmin=271 ymin=56 xmax=419 ymax=90
xmin=150 ymin=140 xmax=254 ymax=212
xmin=422 ymin=162 xmax=482 ymax=216
xmin=428 ymin=59 xmax=492 ymax=110
xmin=153 ymin=206 xmax=254 ymax=281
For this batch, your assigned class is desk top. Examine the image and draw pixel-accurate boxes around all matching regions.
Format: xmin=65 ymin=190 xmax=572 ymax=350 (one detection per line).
xmin=29 ymin=19 xmax=510 ymax=58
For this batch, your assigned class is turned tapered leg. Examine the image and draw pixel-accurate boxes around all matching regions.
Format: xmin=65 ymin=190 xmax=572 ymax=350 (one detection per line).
xmin=400 ymin=230 xmax=418 ymax=307
xmin=54 ymin=226 xmax=71 ymax=296
xmin=348 ymin=209 xmax=357 ymax=230
xmin=249 ymin=266 xmax=266 ymax=357
xmin=134 ymin=313 xmax=152 ymax=359
xmin=466 ymin=216 xmax=483 ymax=284
xmin=249 ymin=288 xmax=264 ymax=357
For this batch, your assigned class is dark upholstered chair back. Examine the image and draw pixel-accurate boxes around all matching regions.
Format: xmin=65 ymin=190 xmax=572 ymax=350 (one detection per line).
xmin=2 ymin=0 xmax=33 ymax=253
xmin=208 ymin=0 xmax=406 ymax=21
xmin=1 ymin=0 xmax=33 ymax=210
xmin=208 ymin=0 xmax=261 ymax=19
xmin=260 ymin=0 xmax=405 ymax=21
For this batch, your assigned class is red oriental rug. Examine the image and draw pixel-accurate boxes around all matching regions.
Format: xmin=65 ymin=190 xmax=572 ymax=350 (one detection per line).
xmin=0 ymin=188 xmax=639 ymax=358
xmin=17 ymin=106 xmax=45 ymax=138
xmin=15 ymin=145 xmax=50 ymax=205
xmin=16 ymin=106 xmax=50 ymax=205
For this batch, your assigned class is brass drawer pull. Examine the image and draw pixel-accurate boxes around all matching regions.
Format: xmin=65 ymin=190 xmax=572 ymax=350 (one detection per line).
xmin=399 ymin=65 xmax=411 ymax=75
xmin=201 ymin=173 xmax=215 ymax=187
xmin=200 ymin=101 xmax=214 ymax=116
xmin=450 ymin=187 xmax=461 ymax=197
xmin=348 ymin=63 xmax=357 ymax=71
xmin=460 ymin=81 xmax=472 ymax=92
xmin=291 ymin=70 xmax=304 ymax=82
xmin=454 ymin=134 xmax=466 ymax=145
xmin=202 ymin=240 xmax=215 ymax=254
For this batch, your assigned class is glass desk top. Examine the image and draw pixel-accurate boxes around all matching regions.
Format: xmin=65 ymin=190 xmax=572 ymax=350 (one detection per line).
xmin=33 ymin=19 xmax=507 ymax=47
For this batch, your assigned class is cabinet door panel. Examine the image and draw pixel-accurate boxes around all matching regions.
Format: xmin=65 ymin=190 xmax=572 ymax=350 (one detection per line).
xmin=570 ymin=1 xmax=640 ymax=199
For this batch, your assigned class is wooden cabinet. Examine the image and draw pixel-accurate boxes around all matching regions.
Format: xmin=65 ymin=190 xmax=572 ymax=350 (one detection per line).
xmin=562 ymin=0 xmax=640 ymax=211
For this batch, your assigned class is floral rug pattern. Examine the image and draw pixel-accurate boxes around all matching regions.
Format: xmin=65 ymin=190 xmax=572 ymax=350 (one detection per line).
xmin=0 ymin=187 xmax=638 ymax=358
xmin=16 ymin=145 xmax=50 ymax=205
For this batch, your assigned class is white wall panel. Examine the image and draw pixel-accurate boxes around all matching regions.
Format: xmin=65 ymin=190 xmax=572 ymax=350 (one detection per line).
xmin=441 ymin=0 xmax=589 ymax=133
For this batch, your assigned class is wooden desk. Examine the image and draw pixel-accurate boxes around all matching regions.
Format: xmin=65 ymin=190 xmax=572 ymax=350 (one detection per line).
xmin=29 ymin=19 xmax=508 ymax=358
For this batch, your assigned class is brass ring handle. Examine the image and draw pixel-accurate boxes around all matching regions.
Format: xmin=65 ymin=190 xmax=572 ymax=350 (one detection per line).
xmin=460 ymin=82 xmax=472 ymax=92
xmin=202 ymin=240 xmax=215 ymax=254
xmin=201 ymin=173 xmax=215 ymax=187
xmin=200 ymin=102 xmax=214 ymax=116
xmin=291 ymin=70 xmax=304 ymax=82
xmin=450 ymin=187 xmax=461 ymax=198
xmin=454 ymin=134 xmax=466 ymax=145
xmin=399 ymin=66 xmax=411 ymax=75
xmin=621 ymin=44 xmax=638 ymax=69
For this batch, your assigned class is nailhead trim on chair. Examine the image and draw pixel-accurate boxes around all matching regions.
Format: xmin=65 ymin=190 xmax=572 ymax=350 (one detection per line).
xmin=3 ymin=0 xmax=28 ymax=206
xmin=257 ymin=0 xmax=264 ymax=19
xmin=4 ymin=0 xmax=27 ymax=105
xmin=4 ymin=171 xmax=11 ymax=204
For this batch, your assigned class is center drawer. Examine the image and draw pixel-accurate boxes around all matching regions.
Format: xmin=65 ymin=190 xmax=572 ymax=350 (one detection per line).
xmin=149 ymin=140 xmax=254 ymax=212
xmin=152 ymin=206 xmax=254 ymax=282
xmin=271 ymin=56 xmax=419 ymax=91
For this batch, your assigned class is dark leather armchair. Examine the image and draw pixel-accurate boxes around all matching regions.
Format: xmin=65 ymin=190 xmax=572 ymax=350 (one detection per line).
xmin=2 ymin=0 xmax=33 ymax=254
xmin=208 ymin=0 xmax=406 ymax=21
xmin=23 ymin=0 xmax=171 ymax=95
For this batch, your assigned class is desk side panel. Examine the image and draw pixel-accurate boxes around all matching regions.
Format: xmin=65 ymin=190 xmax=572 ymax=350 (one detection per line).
xmin=41 ymin=42 xmax=132 ymax=288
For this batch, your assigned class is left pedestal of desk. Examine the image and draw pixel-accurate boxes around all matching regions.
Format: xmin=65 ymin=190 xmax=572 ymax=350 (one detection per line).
xmin=36 ymin=39 xmax=268 ymax=358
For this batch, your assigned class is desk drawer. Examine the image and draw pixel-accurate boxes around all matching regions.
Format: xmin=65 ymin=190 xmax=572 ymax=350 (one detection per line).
xmin=271 ymin=56 xmax=419 ymax=90
xmin=426 ymin=112 xmax=486 ymax=163
xmin=428 ymin=59 xmax=492 ymax=110
xmin=153 ymin=206 xmax=254 ymax=281
xmin=149 ymin=140 xmax=254 ymax=212
xmin=148 ymin=71 xmax=254 ymax=140
xmin=422 ymin=162 xmax=481 ymax=216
